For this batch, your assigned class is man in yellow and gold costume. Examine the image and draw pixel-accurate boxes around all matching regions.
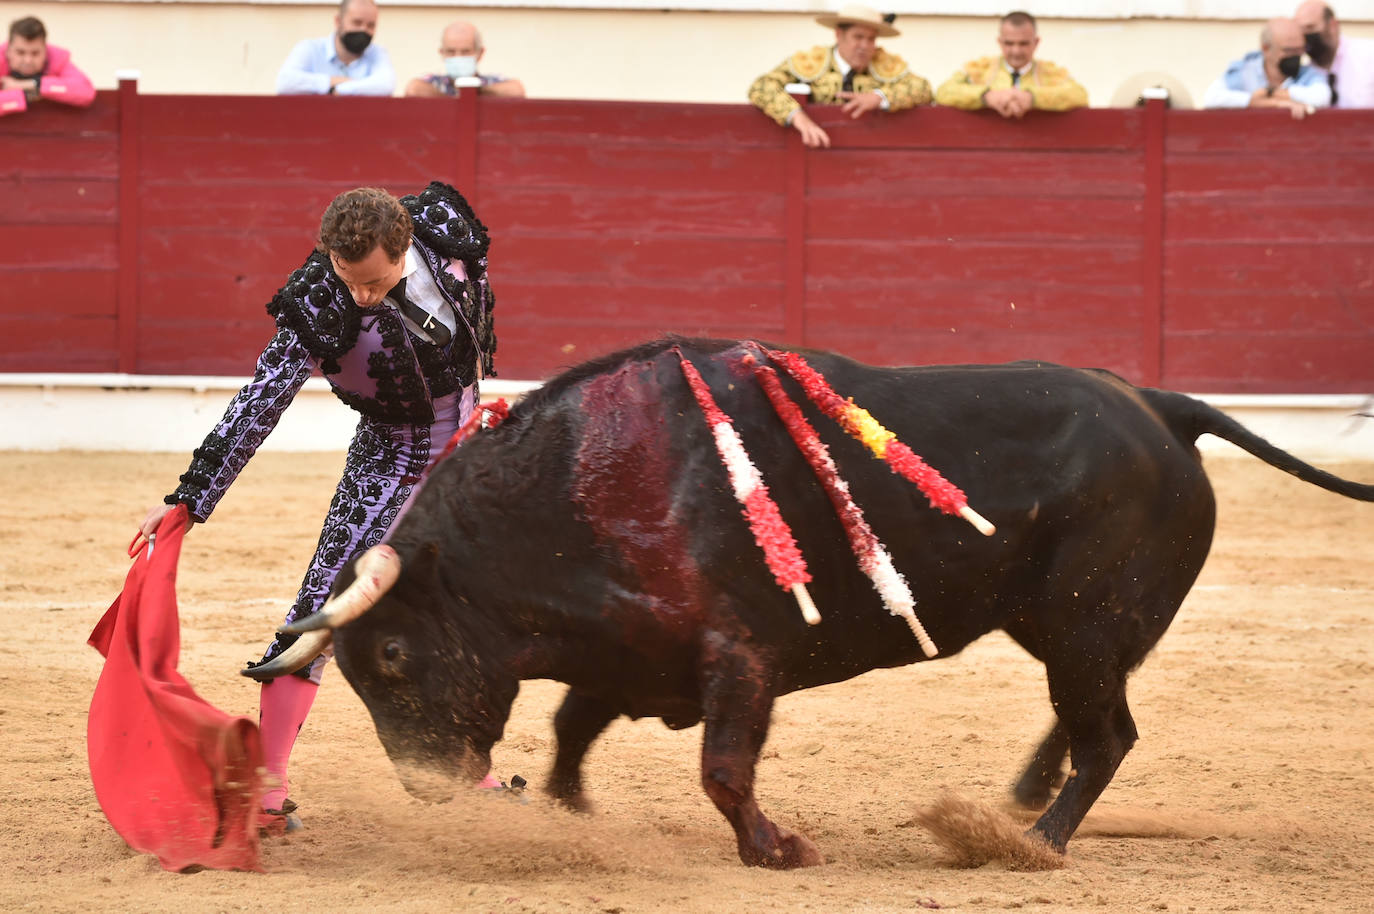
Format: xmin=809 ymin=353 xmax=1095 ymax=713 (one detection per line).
xmin=936 ymin=11 xmax=1087 ymax=117
xmin=748 ymin=4 xmax=932 ymax=148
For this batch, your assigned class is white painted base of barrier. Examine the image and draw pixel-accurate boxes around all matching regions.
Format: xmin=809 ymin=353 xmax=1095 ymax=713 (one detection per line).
xmin=1 ymin=375 xmax=1370 ymax=461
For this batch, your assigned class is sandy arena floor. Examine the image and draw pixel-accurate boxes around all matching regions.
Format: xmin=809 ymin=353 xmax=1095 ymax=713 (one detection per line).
xmin=1 ymin=450 xmax=1371 ymax=913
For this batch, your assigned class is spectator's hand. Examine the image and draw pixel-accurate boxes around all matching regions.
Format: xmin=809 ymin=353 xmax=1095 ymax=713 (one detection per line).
xmin=1 ymin=75 xmax=36 ymax=92
xmin=1249 ymin=88 xmax=1271 ymax=105
xmin=791 ymin=109 xmax=831 ymax=148
xmin=983 ymin=88 xmax=1031 ymax=119
xmin=1269 ymin=87 xmax=1292 ymax=101
xmin=329 ymin=75 xmax=349 ymax=89
xmin=1283 ymin=99 xmax=1315 ymax=120
xmin=837 ymin=90 xmax=882 ymax=120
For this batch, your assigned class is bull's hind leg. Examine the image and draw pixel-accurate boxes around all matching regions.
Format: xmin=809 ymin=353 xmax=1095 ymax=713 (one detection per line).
xmin=698 ymin=631 xmax=823 ymax=868
xmin=547 ymin=688 xmax=620 ymax=812
xmin=1013 ymin=720 xmax=1069 ymax=809
xmin=1029 ymin=672 xmax=1138 ymax=852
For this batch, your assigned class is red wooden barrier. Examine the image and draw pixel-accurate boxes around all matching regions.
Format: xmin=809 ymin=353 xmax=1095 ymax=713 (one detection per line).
xmin=1 ymin=85 xmax=1371 ymax=393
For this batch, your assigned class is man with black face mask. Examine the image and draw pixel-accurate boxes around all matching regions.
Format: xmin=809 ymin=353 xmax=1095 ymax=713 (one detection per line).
xmin=1203 ymin=16 xmax=1331 ymax=118
xmin=277 ymin=0 xmax=395 ymax=96
xmin=1295 ymin=1 xmax=1374 ymax=109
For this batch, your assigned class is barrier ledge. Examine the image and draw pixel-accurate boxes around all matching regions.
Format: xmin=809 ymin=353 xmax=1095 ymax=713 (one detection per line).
xmin=0 ymin=374 xmax=1370 ymax=461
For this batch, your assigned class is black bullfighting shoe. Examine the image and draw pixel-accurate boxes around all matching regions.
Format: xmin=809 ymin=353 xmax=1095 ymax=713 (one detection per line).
xmin=263 ymin=797 xmax=304 ymax=834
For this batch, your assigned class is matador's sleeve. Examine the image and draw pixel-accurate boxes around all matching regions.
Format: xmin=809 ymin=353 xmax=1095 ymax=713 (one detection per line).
xmin=935 ymin=58 xmax=995 ymax=109
xmin=1027 ymin=60 xmax=1088 ymax=111
xmin=880 ymin=70 xmax=933 ymax=111
xmin=869 ymin=50 xmax=932 ymax=111
xmin=748 ymin=56 xmax=805 ymax=126
xmin=164 ymin=326 xmax=317 ymax=522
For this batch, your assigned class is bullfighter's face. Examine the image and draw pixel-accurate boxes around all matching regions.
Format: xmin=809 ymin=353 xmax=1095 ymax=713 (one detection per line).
xmin=835 ymin=24 xmax=878 ymax=72
xmin=997 ymin=21 xmax=1039 ymax=71
xmin=330 ymin=243 xmax=406 ymax=308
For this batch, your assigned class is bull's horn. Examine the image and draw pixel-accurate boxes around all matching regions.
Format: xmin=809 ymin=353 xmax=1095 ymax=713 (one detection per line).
xmin=280 ymin=544 xmax=402 ymax=635
xmin=239 ymin=629 xmax=332 ymax=681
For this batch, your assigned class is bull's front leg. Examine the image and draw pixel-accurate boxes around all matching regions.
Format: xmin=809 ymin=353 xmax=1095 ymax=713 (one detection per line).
xmin=547 ymin=688 xmax=619 ymax=812
xmin=698 ymin=631 xmax=823 ymax=869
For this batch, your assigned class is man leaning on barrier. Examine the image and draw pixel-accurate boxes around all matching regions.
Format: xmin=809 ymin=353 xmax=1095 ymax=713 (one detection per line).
xmin=935 ymin=11 xmax=1087 ymax=118
xmin=276 ymin=0 xmax=395 ymax=97
xmin=1 ymin=16 xmax=94 ymax=117
xmin=1203 ymin=16 xmax=1331 ymax=118
xmin=747 ymin=3 xmax=932 ymax=149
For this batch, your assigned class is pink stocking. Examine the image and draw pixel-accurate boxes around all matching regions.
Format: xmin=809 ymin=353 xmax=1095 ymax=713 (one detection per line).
xmin=259 ymin=675 xmax=318 ymax=811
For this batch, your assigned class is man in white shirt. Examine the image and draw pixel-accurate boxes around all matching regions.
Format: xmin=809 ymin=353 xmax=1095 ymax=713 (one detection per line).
xmin=276 ymin=0 xmax=395 ymax=96
xmin=1295 ymin=1 xmax=1374 ymax=109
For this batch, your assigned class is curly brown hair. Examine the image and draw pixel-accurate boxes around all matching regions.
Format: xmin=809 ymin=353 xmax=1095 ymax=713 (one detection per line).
xmin=317 ymin=187 xmax=412 ymax=263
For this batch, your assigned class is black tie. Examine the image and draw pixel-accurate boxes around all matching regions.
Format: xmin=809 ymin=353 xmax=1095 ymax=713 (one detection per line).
xmin=1328 ymin=71 xmax=1339 ymax=106
xmin=387 ymin=276 xmax=451 ymax=346
xmin=1011 ymin=71 xmax=1020 ymax=87
xmin=842 ymin=70 xmax=855 ymax=93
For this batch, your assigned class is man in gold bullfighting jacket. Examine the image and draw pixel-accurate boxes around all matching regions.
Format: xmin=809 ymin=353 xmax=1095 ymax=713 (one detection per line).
xmin=748 ymin=4 xmax=931 ymax=148
xmin=936 ymin=10 xmax=1087 ymax=117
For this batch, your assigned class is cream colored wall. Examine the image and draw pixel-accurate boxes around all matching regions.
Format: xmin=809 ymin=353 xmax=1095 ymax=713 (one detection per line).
xmin=3 ymin=2 xmax=1371 ymax=108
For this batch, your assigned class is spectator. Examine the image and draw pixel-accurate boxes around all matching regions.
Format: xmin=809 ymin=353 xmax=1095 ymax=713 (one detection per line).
xmin=405 ymin=21 xmax=525 ymax=98
xmin=1295 ymin=1 xmax=1374 ymax=109
xmin=935 ymin=11 xmax=1087 ymax=117
xmin=748 ymin=4 xmax=932 ymax=149
xmin=1203 ymin=17 xmax=1331 ymax=118
xmin=1 ymin=16 xmax=94 ymax=117
xmin=276 ymin=0 xmax=394 ymax=96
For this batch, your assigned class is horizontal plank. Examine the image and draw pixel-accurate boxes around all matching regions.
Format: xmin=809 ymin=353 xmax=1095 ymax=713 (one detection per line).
xmin=1165 ymin=198 xmax=1374 ymax=243
xmin=134 ymin=320 xmax=285 ymax=376
xmin=0 ymin=135 xmax=119 ymax=180
xmin=1165 ymin=154 xmax=1374 ymax=194
xmin=0 ymin=178 xmax=118 ymax=224
xmin=1163 ymin=333 xmax=1374 ymax=393
xmin=808 ymin=325 xmax=1148 ymax=379
xmin=808 ymin=106 xmax=1144 ymax=151
xmin=480 ymin=188 xmax=786 ymax=240
xmin=496 ymin=323 xmax=785 ymax=381
xmin=476 ymin=98 xmax=783 ymax=149
xmin=137 ymin=182 xmax=339 ymax=230
xmin=1165 ymin=109 xmax=1374 ymax=155
xmin=135 ymin=271 xmax=281 ymax=324
xmin=0 ymin=268 xmax=118 ymax=318
xmin=1164 ymin=241 xmax=1374 ymax=299
xmin=808 ymin=149 xmax=1144 ymax=197
xmin=496 ymin=279 xmax=783 ymax=330
xmin=0 ymin=315 xmax=118 ymax=372
xmin=498 ymin=235 xmax=786 ymax=285
xmin=1164 ymin=291 xmax=1373 ymax=333
xmin=0 ymin=224 xmax=117 ymax=268
xmin=0 ymin=91 xmax=119 ymax=134
xmin=805 ymin=281 xmax=1143 ymax=334
xmin=477 ymin=138 xmax=787 ymax=195
xmin=808 ymin=195 xmax=1143 ymax=243
xmin=138 ymin=137 xmax=458 ymax=186
xmin=807 ymin=239 xmax=1143 ymax=286
xmin=138 ymin=96 xmax=456 ymax=141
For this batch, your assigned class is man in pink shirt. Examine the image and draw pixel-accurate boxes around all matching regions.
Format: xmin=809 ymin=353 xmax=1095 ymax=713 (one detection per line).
xmin=1 ymin=16 xmax=95 ymax=116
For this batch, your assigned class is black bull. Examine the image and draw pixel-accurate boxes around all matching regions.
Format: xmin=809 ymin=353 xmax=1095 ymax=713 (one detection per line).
xmin=249 ymin=338 xmax=1374 ymax=867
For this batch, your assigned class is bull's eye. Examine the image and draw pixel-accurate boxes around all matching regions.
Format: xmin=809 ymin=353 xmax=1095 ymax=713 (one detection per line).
xmin=382 ymin=640 xmax=402 ymax=662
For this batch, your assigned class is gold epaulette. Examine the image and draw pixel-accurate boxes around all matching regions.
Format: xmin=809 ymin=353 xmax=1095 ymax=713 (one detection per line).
xmin=787 ymin=46 xmax=831 ymax=83
xmin=960 ymin=56 xmax=999 ymax=82
xmin=870 ymin=49 xmax=910 ymax=83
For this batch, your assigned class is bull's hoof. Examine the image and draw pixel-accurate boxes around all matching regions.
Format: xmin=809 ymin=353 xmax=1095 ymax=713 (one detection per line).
xmin=744 ymin=828 xmax=825 ymax=869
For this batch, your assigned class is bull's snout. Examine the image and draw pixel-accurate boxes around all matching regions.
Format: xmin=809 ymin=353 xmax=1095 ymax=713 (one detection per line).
xmin=393 ymin=760 xmax=462 ymax=804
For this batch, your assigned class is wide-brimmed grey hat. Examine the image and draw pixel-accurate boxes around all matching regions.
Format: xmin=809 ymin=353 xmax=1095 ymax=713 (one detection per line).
xmin=816 ymin=4 xmax=900 ymax=37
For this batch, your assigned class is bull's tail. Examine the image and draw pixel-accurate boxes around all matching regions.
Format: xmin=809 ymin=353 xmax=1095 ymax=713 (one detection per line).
xmin=1140 ymin=388 xmax=1374 ymax=501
